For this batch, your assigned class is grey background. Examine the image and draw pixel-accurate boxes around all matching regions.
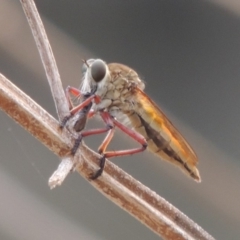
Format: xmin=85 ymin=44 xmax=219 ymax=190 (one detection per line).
xmin=0 ymin=0 xmax=240 ymax=239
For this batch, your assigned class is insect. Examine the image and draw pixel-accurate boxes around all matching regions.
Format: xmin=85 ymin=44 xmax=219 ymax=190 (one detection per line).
xmin=64 ymin=59 xmax=201 ymax=182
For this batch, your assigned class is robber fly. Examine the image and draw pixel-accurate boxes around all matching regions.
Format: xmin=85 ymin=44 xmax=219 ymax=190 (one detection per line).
xmin=64 ymin=59 xmax=201 ymax=182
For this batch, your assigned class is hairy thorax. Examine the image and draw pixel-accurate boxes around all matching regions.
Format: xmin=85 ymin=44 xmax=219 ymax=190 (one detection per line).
xmin=94 ymin=63 xmax=145 ymax=116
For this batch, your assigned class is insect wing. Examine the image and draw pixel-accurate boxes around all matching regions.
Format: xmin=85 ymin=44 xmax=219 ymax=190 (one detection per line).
xmin=132 ymin=88 xmax=200 ymax=182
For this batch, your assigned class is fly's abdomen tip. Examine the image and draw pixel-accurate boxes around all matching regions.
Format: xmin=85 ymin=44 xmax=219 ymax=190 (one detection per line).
xmin=192 ymin=168 xmax=201 ymax=183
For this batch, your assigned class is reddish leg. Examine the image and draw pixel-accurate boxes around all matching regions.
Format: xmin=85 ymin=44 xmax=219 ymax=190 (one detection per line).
xmin=65 ymin=85 xmax=101 ymax=115
xmin=62 ymin=86 xmax=110 ymax=155
xmin=71 ymin=111 xmax=114 ymax=155
xmin=71 ymin=125 xmax=113 ymax=155
xmin=61 ymin=86 xmax=84 ymax=127
xmin=98 ymin=128 xmax=115 ymax=154
xmin=98 ymin=113 xmax=147 ymax=157
xmin=87 ymin=109 xmax=96 ymax=119
xmin=66 ymin=86 xmax=82 ymax=97
xmin=91 ymin=113 xmax=148 ymax=179
xmin=69 ymin=94 xmax=98 ymax=115
xmin=65 ymin=86 xmax=82 ymax=110
xmin=60 ymin=86 xmax=100 ymax=128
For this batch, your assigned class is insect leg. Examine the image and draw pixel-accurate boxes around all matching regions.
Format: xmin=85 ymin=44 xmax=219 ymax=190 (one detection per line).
xmin=71 ymin=125 xmax=113 ymax=155
xmin=91 ymin=113 xmax=148 ymax=179
xmin=71 ymin=111 xmax=114 ymax=155
xmin=69 ymin=94 xmax=97 ymax=115
xmin=102 ymin=117 xmax=148 ymax=158
xmin=62 ymin=85 xmax=105 ymax=154
xmin=65 ymin=86 xmax=82 ymax=110
xmin=60 ymin=86 xmax=81 ymax=127
xmin=60 ymin=87 xmax=100 ymax=128
xmin=90 ymin=113 xmax=115 ymax=179
xmin=69 ymin=85 xmax=100 ymax=116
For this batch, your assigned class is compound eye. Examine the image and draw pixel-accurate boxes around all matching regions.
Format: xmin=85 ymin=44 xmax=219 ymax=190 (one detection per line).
xmin=91 ymin=59 xmax=106 ymax=83
xmin=82 ymin=59 xmax=95 ymax=75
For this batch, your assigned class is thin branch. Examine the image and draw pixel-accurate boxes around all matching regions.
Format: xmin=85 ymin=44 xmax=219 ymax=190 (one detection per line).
xmin=20 ymin=0 xmax=68 ymax=120
xmin=14 ymin=0 xmax=216 ymax=239
xmin=48 ymin=157 xmax=76 ymax=189
xmin=20 ymin=0 xmax=75 ymax=186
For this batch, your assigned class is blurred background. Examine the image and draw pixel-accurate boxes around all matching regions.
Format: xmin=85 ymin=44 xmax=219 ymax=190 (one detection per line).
xmin=0 ymin=0 xmax=240 ymax=239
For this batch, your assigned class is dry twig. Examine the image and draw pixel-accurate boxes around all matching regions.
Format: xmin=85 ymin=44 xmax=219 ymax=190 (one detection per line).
xmin=21 ymin=0 xmax=75 ymax=187
xmin=0 ymin=0 xmax=217 ymax=239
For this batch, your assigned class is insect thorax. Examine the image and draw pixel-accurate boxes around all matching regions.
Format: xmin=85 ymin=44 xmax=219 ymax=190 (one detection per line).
xmin=95 ymin=63 xmax=144 ymax=113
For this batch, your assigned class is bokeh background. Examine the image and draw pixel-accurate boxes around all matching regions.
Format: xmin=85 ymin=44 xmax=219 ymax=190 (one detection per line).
xmin=0 ymin=0 xmax=240 ymax=239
